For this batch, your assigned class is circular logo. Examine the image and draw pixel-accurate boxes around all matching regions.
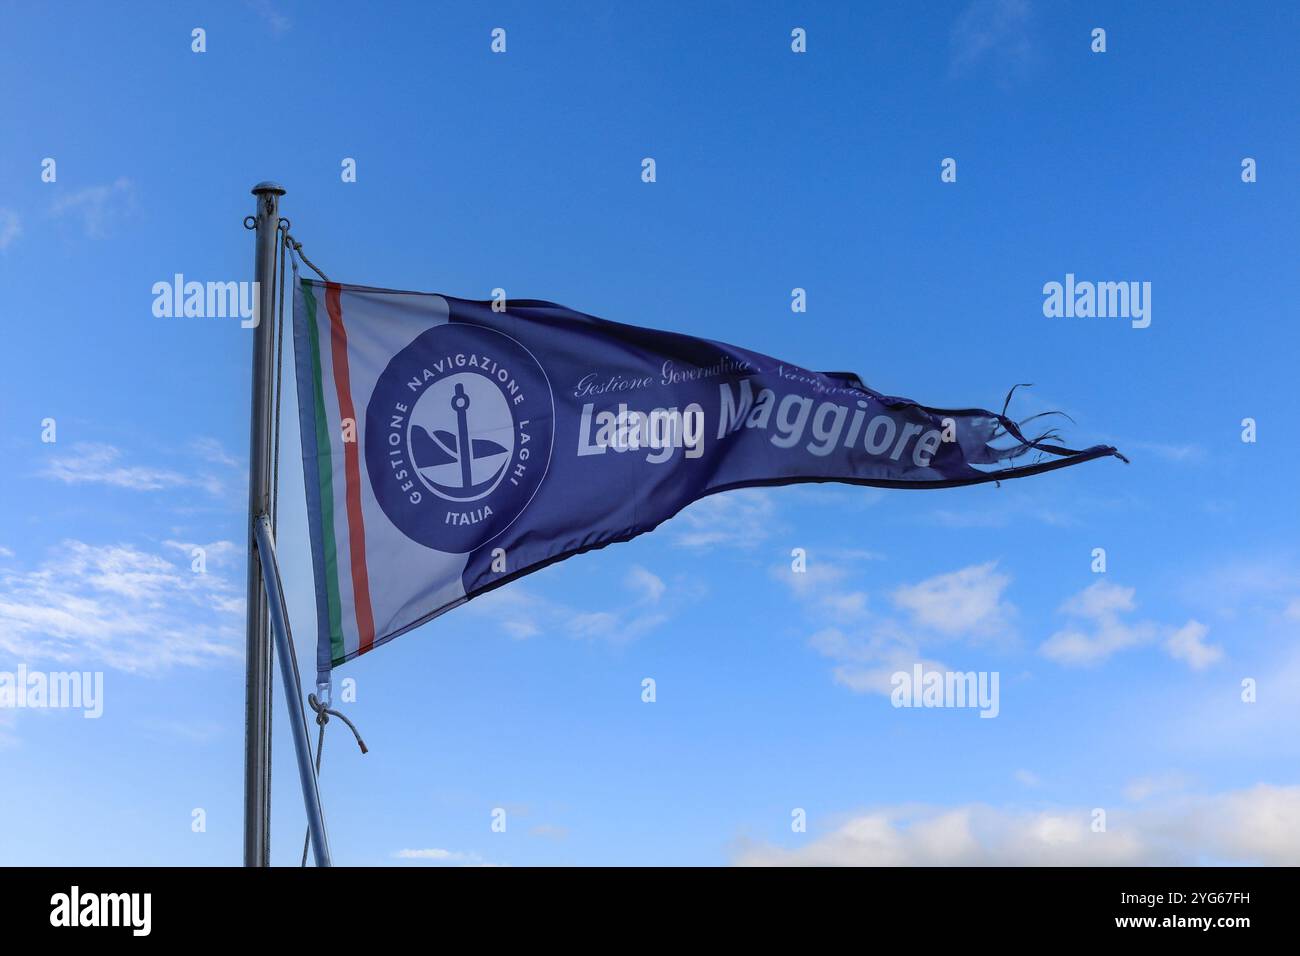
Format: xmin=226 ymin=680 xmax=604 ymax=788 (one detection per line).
xmin=366 ymin=322 xmax=554 ymax=553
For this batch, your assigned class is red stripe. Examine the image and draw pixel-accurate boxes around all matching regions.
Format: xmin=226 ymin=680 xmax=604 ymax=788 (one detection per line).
xmin=324 ymin=283 xmax=377 ymax=653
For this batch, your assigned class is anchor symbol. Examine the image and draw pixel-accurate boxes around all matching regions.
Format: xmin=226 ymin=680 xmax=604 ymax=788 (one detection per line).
xmin=410 ymin=379 xmax=510 ymax=500
xmin=451 ymin=382 xmax=474 ymax=492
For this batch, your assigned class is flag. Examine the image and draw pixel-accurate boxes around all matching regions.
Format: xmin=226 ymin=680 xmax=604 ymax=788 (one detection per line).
xmin=292 ymin=274 xmax=1124 ymax=682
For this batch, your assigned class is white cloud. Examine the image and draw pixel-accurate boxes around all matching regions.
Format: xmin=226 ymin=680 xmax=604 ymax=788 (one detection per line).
xmin=1179 ymin=555 xmax=1300 ymax=612
xmin=735 ymin=784 xmax=1300 ymax=866
xmin=892 ymin=562 xmax=1013 ymax=638
xmin=471 ymin=587 xmax=545 ymax=640
xmin=1039 ymin=624 xmax=1150 ymax=667
xmin=827 ymin=650 xmax=950 ymax=697
xmin=41 ymin=442 xmax=221 ymax=495
xmin=949 ymin=0 xmax=1036 ymax=81
xmin=247 ymin=0 xmax=291 ymax=33
xmin=625 ymin=565 xmax=665 ymax=604
xmin=0 ymin=540 xmax=242 ymax=672
xmin=784 ymin=561 xmax=1014 ymax=695
xmin=1040 ymin=580 xmax=1151 ymax=666
xmin=529 ymin=823 xmax=569 ymax=840
xmin=927 ymin=500 xmax=1075 ymax=529
xmin=668 ymin=489 xmax=776 ymax=550
xmin=43 ymin=443 xmax=186 ymax=491
xmin=464 ymin=560 xmax=686 ymax=645
xmin=1041 ymin=581 xmax=1219 ymax=670
xmin=1203 ymin=785 xmax=1300 ymax=864
xmin=0 ymin=208 xmax=20 ymax=251
xmin=50 ymin=177 xmax=133 ymax=239
xmin=738 ymin=805 xmax=1140 ymax=866
xmin=137 ymin=718 xmax=224 ymax=744
xmin=927 ymin=508 xmax=1011 ymax=529
xmin=1124 ymin=772 xmax=1190 ymax=803
xmin=778 ymin=559 xmax=867 ymax=621
xmin=1164 ymin=620 xmax=1222 ymax=670
xmin=1014 ymin=769 xmax=1041 ymax=788
xmin=163 ymin=539 xmax=239 ymax=562
xmin=1061 ymin=579 xmax=1135 ymax=618
xmin=190 ymin=437 xmax=241 ymax=469
xmin=1126 ymin=440 xmax=1205 ymax=463
xmin=392 ymin=848 xmax=479 ymax=863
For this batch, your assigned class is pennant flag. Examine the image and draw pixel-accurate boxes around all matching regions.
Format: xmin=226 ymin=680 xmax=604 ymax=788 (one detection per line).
xmin=293 ymin=275 xmax=1124 ymax=681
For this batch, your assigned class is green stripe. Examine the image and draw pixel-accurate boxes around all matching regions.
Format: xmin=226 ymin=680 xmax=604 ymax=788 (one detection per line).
xmin=302 ymin=280 xmax=348 ymax=665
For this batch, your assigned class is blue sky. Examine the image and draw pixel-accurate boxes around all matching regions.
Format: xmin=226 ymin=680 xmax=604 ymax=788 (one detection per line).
xmin=1 ymin=0 xmax=1298 ymax=865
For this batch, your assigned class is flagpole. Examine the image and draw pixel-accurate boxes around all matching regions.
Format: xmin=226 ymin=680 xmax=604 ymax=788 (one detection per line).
xmin=254 ymin=515 xmax=332 ymax=866
xmin=244 ymin=181 xmax=284 ymax=867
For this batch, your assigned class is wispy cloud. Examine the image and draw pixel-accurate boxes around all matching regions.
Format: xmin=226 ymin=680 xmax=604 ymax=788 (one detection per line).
xmin=1179 ymin=555 xmax=1300 ymax=616
xmin=1039 ymin=581 xmax=1153 ymax=666
xmin=1164 ymin=620 xmax=1223 ymax=670
xmin=927 ymin=502 xmax=1075 ymax=529
xmin=42 ymin=442 xmax=222 ymax=496
xmin=1124 ymin=772 xmax=1191 ymax=803
xmin=50 ymin=177 xmax=133 ymax=239
xmin=625 ymin=565 xmax=666 ymax=604
xmin=163 ymin=540 xmax=244 ymax=614
xmin=529 ymin=823 xmax=569 ymax=840
xmin=949 ymin=0 xmax=1037 ymax=83
xmin=190 ymin=437 xmax=241 ymax=469
xmin=137 ymin=718 xmax=225 ymax=744
xmin=893 ymin=562 xmax=1014 ymax=638
xmin=392 ymin=847 xmax=482 ymax=864
xmin=464 ymin=562 xmax=690 ymax=644
xmin=734 ymin=783 xmax=1300 ymax=865
xmin=669 ymin=488 xmax=776 ymax=550
xmin=247 ymin=0 xmax=291 ymax=33
xmin=0 ymin=208 xmax=20 ymax=251
xmin=1039 ymin=580 xmax=1218 ymax=669
xmin=781 ymin=559 xmax=1016 ymax=695
xmin=1124 ymin=440 xmax=1205 ymax=463
xmin=0 ymin=540 xmax=242 ymax=672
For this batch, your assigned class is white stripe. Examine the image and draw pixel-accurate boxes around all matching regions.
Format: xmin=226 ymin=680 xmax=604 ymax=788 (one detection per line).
xmin=310 ymin=282 xmax=360 ymax=660
xmin=334 ymin=286 xmax=470 ymax=642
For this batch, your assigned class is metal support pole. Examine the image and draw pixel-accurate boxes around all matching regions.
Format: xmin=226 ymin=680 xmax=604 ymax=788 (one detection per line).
xmin=254 ymin=514 xmax=332 ymax=867
xmin=244 ymin=182 xmax=284 ymax=867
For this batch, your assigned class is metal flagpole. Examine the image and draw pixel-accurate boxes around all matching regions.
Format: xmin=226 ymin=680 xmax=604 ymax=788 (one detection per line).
xmin=254 ymin=515 xmax=332 ymax=866
xmin=244 ymin=181 xmax=284 ymax=866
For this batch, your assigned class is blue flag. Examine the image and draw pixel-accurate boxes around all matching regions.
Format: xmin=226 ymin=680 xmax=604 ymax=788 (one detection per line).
xmin=293 ymin=275 xmax=1124 ymax=681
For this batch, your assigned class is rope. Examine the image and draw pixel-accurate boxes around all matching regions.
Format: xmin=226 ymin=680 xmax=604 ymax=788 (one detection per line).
xmin=301 ymin=694 xmax=368 ymax=866
xmin=270 ymin=219 xmax=331 ymax=532
xmin=284 ymin=232 xmax=330 ymax=281
xmin=271 ymin=220 xmax=288 ymax=536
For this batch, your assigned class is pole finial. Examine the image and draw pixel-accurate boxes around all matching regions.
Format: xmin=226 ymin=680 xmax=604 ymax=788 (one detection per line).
xmin=252 ymin=181 xmax=287 ymax=196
